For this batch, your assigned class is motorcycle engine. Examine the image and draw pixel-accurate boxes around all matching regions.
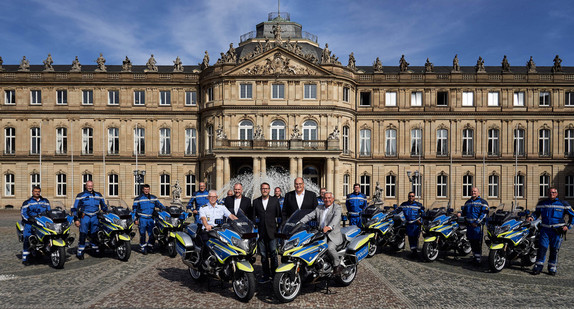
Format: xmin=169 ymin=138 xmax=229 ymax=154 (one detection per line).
xmin=314 ymin=257 xmax=332 ymax=275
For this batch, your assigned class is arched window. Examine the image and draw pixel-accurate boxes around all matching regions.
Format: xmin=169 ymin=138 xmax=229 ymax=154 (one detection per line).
xmin=239 ymin=120 xmax=253 ymax=140
xmin=302 ymin=120 xmax=317 ymax=140
xmin=303 ymin=166 xmax=319 ymax=185
xmin=270 ymin=120 xmax=286 ymax=140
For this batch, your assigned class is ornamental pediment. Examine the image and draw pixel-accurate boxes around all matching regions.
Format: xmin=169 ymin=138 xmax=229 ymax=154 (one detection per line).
xmin=226 ymin=49 xmax=327 ymax=77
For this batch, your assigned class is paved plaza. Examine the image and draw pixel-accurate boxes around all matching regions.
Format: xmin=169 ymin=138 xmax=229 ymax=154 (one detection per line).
xmin=1 ymin=208 xmax=573 ymax=308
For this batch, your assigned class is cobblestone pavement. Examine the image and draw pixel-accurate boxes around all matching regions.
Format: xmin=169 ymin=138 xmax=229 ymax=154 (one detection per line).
xmin=1 ymin=209 xmax=573 ymax=308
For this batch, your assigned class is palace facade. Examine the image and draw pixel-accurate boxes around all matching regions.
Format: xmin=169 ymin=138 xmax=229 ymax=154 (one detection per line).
xmin=1 ymin=12 xmax=574 ymax=209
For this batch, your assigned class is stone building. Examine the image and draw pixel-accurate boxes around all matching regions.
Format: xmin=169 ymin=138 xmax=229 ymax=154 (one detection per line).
xmin=1 ymin=12 xmax=574 ymax=209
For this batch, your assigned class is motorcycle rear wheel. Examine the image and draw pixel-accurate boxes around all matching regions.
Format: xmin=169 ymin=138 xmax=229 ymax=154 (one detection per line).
xmin=521 ymin=249 xmax=537 ymax=266
xmin=233 ymin=271 xmax=255 ymax=302
xmin=458 ymin=239 xmax=472 ymax=256
xmin=188 ymin=267 xmax=202 ymax=281
xmin=335 ymin=264 xmax=357 ymax=286
xmin=422 ymin=240 xmax=439 ymax=262
xmin=390 ymin=237 xmax=405 ymax=251
xmin=273 ymin=271 xmax=302 ymax=303
xmin=116 ymin=240 xmax=131 ymax=261
xmin=50 ymin=246 xmax=66 ymax=269
xmin=167 ymin=239 xmax=177 ymax=258
xmin=488 ymin=249 xmax=506 ymax=272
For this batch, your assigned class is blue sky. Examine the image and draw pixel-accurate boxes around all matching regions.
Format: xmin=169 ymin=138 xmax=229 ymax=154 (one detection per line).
xmin=1 ymin=0 xmax=573 ymax=68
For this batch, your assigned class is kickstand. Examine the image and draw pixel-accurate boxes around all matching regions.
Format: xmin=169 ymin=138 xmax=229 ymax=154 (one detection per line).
xmin=315 ymin=279 xmax=337 ymax=295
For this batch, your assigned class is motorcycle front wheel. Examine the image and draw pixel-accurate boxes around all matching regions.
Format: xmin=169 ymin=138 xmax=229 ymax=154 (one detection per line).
xmin=233 ymin=271 xmax=255 ymax=302
xmin=390 ymin=237 xmax=405 ymax=251
xmin=188 ymin=267 xmax=202 ymax=281
xmin=50 ymin=246 xmax=66 ymax=269
xmin=367 ymin=240 xmax=378 ymax=258
xmin=273 ymin=271 xmax=302 ymax=303
xmin=422 ymin=240 xmax=439 ymax=262
xmin=488 ymin=249 xmax=506 ymax=272
xmin=167 ymin=239 xmax=177 ymax=258
xmin=335 ymin=264 xmax=357 ymax=286
xmin=116 ymin=240 xmax=131 ymax=261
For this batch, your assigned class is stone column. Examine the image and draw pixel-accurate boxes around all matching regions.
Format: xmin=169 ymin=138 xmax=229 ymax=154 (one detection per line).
xmin=260 ymin=157 xmax=267 ymax=176
xmin=297 ymin=157 xmax=303 ymax=177
xmin=333 ymin=158 xmax=340 ymax=199
xmin=216 ymin=157 xmax=223 ymax=191
xmin=223 ymin=157 xmax=230 ymax=186
xmin=326 ymin=157 xmax=334 ymax=193
xmin=253 ymin=157 xmax=260 ymax=177
xmin=289 ymin=157 xmax=297 ymax=190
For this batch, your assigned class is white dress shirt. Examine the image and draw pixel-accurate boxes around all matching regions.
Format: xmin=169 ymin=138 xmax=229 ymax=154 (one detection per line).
xmin=296 ymin=191 xmax=305 ymax=209
xmin=234 ymin=197 xmax=241 ymax=214
xmin=262 ymin=197 xmax=269 ymax=211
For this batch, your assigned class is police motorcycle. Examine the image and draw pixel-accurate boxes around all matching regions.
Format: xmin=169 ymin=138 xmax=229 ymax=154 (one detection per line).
xmin=95 ymin=204 xmax=135 ymax=261
xmin=175 ymin=210 xmax=257 ymax=302
xmin=153 ymin=204 xmax=189 ymax=257
xmin=421 ymin=207 xmax=471 ymax=262
xmin=273 ymin=209 xmax=373 ymax=303
xmin=485 ymin=206 xmax=540 ymax=272
xmin=359 ymin=204 xmax=406 ymax=257
xmin=16 ymin=204 xmax=75 ymax=269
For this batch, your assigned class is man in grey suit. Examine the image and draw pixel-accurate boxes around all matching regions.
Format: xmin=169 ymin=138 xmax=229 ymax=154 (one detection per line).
xmin=299 ymin=191 xmax=343 ymax=274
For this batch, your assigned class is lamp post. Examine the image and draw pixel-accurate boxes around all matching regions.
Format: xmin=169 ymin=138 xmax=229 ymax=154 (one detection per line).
xmin=134 ymin=170 xmax=146 ymax=195
xmin=406 ymin=170 xmax=420 ymax=198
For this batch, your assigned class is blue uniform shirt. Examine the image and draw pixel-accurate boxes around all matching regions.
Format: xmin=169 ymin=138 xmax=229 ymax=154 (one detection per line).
xmin=132 ymin=194 xmax=166 ymax=219
xmin=346 ymin=192 xmax=368 ymax=215
xmin=532 ymin=198 xmax=574 ymax=229
xmin=397 ymin=200 xmax=424 ymax=223
xmin=317 ymin=197 xmax=324 ymax=207
xmin=462 ymin=196 xmax=489 ymax=224
xmin=72 ymin=190 xmax=108 ymax=217
xmin=21 ymin=196 xmax=51 ymax=222
xmin=188 ymin=190 xmax=209 ymax=211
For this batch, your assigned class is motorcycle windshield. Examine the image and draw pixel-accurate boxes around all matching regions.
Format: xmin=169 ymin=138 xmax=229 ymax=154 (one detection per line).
xmin=226 ymin=209 xmax=255 ymax=235
xmin=280 ymin=209 xmax=314 ymax=235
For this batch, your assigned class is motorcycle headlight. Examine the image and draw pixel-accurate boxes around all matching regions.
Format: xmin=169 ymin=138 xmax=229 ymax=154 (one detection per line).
xmin=171 ymin=217 xmax=180 ymax=227
xmin=495 ymin=225 xmax=510 ymax=235
xmin=45 ymin=221 xmax=55 ymax=232
xmin=283 ymin=238 xmax=299 ymax=252
xmin=231 ymin=237 xmax=249 ymax=252
xmin=113 ymin=218 xmax=127 ymax=229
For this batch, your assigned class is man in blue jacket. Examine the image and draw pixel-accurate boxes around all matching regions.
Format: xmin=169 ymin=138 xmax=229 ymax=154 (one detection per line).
xmin=187 ymin=182 xmax=209 ymax=222
xmin=460 ymin=187 xmax=489 ymax=266
xmin=20 ymin=186 xmax=51 ymax=265
xmin=346 ymin=184 xmax=368 ymax=226
xmin=530 ymin=187 xmax=574 ymax=275
xmin=396 ymin=192 xmax=424 ymax=256
xmin=132 ymin=184 xmax=166 ymax=254
xmin=72 ymin=181 xmax=108 ymax=260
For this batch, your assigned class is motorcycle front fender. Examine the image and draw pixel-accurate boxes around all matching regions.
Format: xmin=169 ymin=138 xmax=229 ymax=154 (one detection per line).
xmin=490 ymin=243 xmax=504 ymax=250
xmin=275 ymin=263 xmax=296 ymax=273
xmin=169 ymin=231 xmax=176 ymax=238
xmin=424 ymin=236 xmax=437 ymax=242
xmin=118 ymin=234 xmax=131 ymax=241
xmin=51 ymin=239 xmax=66 ymax=247
xmin=235 ymin=260 xmax=254 ymax=272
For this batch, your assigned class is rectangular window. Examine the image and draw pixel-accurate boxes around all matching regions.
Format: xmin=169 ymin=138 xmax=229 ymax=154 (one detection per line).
xmin=160 ymin=174 xmax=171 ymax=197
xmin=462 ymin=91 xmax=474 ymax=106
xmin=343 ymin=174 xmax=350 ymax=197
xmin=108 ymin=128 xmax=119 ymax=155
xmin=437 ymin=174 xmax=447 ymax=198
xmin=57 ymin=90 xmax=67 ymax=105
xmin=385 ymin=129 xmax=397 ymax=157
xmin=411 ymin=91 xmax=422 ymax=107
xmin=82 ymin=90 xmax=93 ymax=105
xmin=565 ymin=129 xmax=574 ymax=157
xmin=108 ymin=174 xmax=119 ymax=197
xmin=134 ymin=127 xmax=145 ymax=155
xmin=31 ymin=173 xmax=40 ymax=191
xmin=540 ymin=174 xmax=550 ymax=198
xmin=412 ymin=175 xmax=422 ymax=198
xmin=83 ymin=174 xmax=93 ymax=187
xmin=4 ymin=127 xmax=15 ymax=155
xmin=488 ymin=91 xmax=499 ymax=106
xmin=411 ymin=128 xmax=422 ymax=156
xmin=462 ymin=129 xmax=474 ymax=156
xmin=185 ymin=91 xmax=197 ymax=106
xmin=566 ymin=175 xmax=574 ymax=198
xmin=539 ymin=129 xmax=551 ymax=156
xmin=134 ymin=174 xmax=145 ymax=196
xmin=159 ymin=90 xmax=171 ymax=105
xmin=206 ymin=126 xmax=213 ymax=154
xmin=5 ymin=173 xmax=15 ymax=196
xmin=539 ymin=92 xmax=551 ymax=107
xmin=488 ymin=129 xmax=500 ymax=156
xmin=488 ymin=175 xmax=499 ymax=198
xmin=342 ymin=126 xmax=350 ymax=155
xmin=30 ymin=90 xmax=42 ymax=105
xmin=30 ymin=127 xmax=41 ymax=155
xmin=342 ymin=87 xmax=350 ymax=102
xmin=359 ymin=129 xmax=371 ymax=156
xmin=160 ymin=128 xmax=171 ymax=155
xmin=134 ymin=91 xmax=145 ymax=105
xmin=185 ymin=128 xmax=197 ymax=156
xmin=207 ymin=87 xmax=214 ymax=102
xmin=385 ymin=91 xmax=397 ymax=106
xmin=240 ymin=84 xmax=253 ymax=99
xmin=385 ymin=175 xmax=396 ymax=198
xmin=4 ymin=90 xmax=16 ymax=105
xmin=185 ymin=174 xmax=196 ymax=197
xmin=436 ymin=129 xmax=448 ymax=156
xmin=56 ymin=127 xmax=67 ymax=155
xmin=513 ymin=91 xmax=525 ymax=106
xmin=360 ymin=175 xmax=371 ymax=197
xmin=360 ymin=92 xmax=371 ymax=106
xmin=82 ymin=128 xmax=93 ymax=155
xmin=56 ymin=174 xmax=66 ymax=197
xmin=437 ymin=91 xmax=448 ymax=106
xmin=565 ymin=92 xmax=574 ymax=107
xmin=272 ymin=84 xmax=285 ymax=99
xmin=463 ymin=175 xmax=473 ymax=198
xmin=304 ymin=84 xmax=317 ymax=99
xmin=514 ymin=129 xmax=525 ymax=156
xmin=108 ymin=90 xmax=119 ymax=105
xmin=514 ymin=174 xmax=525 ymax=198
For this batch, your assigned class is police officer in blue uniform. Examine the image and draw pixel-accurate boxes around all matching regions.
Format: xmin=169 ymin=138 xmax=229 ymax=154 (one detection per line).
xmin=346 ymin=183 xmax=368 ymax=226
xmin=317 ymin=187 xmax=326 ymax=207
xmin=187 ymin=181 xmax=209 ymax=222
xmin=396 ymin=192 xmax=424 ymax=256
xmin=529 ymin=187 xmax=574 ymax=275
xmin=460 ymin=187 xmax=489 ymax=265
xmin=132 ymin=184 xmax=166 ymax=254
xmin=274 ymin=187 xmax=284 ymax=209
xmin=20 ymin=186 xmax=51 ymax=265
xmin=72 ymin=181 xmax=108 ymax=259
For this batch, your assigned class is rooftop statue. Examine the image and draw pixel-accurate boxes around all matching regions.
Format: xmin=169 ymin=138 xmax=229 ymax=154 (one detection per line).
xmin=399 ymin=54 xmax=409 ymax=72
xmin=225 ymin=43 xmax=237 ymax=63
xmin=552 ymin=55 xmax=563 ymax=73
xmin=526 ymin=56 xmax=536 ymax=73
xmin=424 ymin=58 xmax=434 ymax=73
xmin=501 ymin=55 xmax=511 ymax=72
xmin=70 ymin=56 xmax=82 ymax=72
xmin=173 ymin=56 xmax=184 ymax=72
xmin=18 ymin=56 xmax=30 ymax=72
xmin=475 ymin=56 xmax=486 ymax=73
xmin=272 ymin=23 xmax=283 ymax=46
xmin=347 ymin=52 xmax=356 ymax=70
xmin=145 ymin=54 xmax=158 ymax=72
xmin=200 ymin=50 xmax=209 ymax=70
xmin=452 ymin=54 xmax=460 ymax=72
xmin=122 ymin=56 xmax=132 ymax=72
xmin=264 ymin=38 xmax=273 ymax=51
xmin=291 ymin=124 xmax=302 ymax=139
xmin=328 ymin=127 xmax=340 ymax=140
xmin=321 ymin=43 xmax=331 ymax=64
xmin=43 ymin=54 xmax=54 ymax=72
xmin=95 ymin=53 xmax=106 ymax=72
xmin=373 ymin=57 xmax=383 ymax=72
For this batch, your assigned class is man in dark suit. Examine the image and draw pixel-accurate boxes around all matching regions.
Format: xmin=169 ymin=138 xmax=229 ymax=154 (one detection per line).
xmin=282 ymin=177 xmax=318 ymax=221
xmin=224 ymin=183 xmax=253 ymax=220
xmin=252 ymin=182 xmax=282 ymax=283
